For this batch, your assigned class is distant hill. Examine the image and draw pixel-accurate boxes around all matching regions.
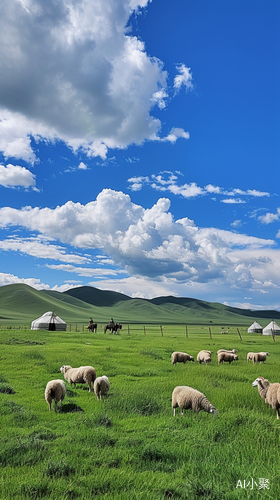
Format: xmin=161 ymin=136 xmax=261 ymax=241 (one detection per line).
xmin=64 ymin=285 xmax=131 ymax=307
xmin=0 ymin=283 xmax=280 ymax=326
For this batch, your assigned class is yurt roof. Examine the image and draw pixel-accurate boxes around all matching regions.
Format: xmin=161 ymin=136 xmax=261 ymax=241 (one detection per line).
xmin=263 ymin=320 xmax=280 ymax=332
xmin=247 ymin=321 xmax=263 ymax=332
xmin=32 ymin=311 xmax=66 ymax=323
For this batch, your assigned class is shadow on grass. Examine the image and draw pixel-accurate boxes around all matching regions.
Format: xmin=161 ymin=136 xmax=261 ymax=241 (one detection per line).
xmin=61 ymin=403 xmax=84 ymax=413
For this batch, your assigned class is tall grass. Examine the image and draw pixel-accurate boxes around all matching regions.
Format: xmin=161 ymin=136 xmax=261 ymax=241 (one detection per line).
xmin=0 ymin=326 xmax=279 ymax=499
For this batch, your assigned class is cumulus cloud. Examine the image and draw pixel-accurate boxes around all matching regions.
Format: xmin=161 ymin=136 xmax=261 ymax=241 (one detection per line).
xmin=0 ymin=163 xmax=36 ymax=187
xmin=0 ymin=0 xmax=190 ymax=162
xmin=0 ymin=189 xmax=278 ymax=295
xmin=258 ymin=209 xmax=280 ymax=224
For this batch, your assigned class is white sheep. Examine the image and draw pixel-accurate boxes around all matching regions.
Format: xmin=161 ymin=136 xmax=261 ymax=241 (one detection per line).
xmin=246 ymin=352 xmax=254 ymax=363
xmin=217 ymin=349 xmax=237 ymax=355
xmin=252 ymin=377 xmax=280 ymax=419
xmin=60 ymin=365 xmax=96 ymax=392
xmin=197 ymin=350 xmax=212 ymax=364
xmin=44 ymin=379 xmax=66 ymax=412
xmin=217 ymin=352 xmax=238 ymax=364
xmin=94 ymin=375 xmax=110 ymax=400
xmin=172 ymin=386 xmax=217 ymax=416
xmin=171 ymin=351 xmax=194 ymax=366
xmin=252 ymin=352 xmax=270 ymax=364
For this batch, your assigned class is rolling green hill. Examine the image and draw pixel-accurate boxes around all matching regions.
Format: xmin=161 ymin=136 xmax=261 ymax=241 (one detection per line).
xmin=0 ymin=283 xmax=279 ymax=326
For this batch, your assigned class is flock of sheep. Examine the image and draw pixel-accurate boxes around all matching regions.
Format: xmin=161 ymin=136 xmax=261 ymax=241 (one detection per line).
xmin=44 ymin=365 xmax=110 ymax=411
xmin=44 ymin=347 xmax=278 ymax=419
xmin=171 ymin=348 xmax=270 ymax=366
xmin=171 ymin=348 xmax=280 ymax=419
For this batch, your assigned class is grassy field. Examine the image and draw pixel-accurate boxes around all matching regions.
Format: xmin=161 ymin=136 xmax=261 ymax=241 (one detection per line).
xmin=0 ymin=325 xmax=279 ymax=499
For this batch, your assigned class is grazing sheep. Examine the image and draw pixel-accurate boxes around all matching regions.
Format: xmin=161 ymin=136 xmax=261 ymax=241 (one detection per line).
xmin=172 ymin=386 xmax=217 ymax=416
xmin=252 ymin=377 xmax=280 ymax=419
xmin=197 ymin=350 xmax=212 ymax=364
xmin=171 ymin=351 xmax=194 ymax=366
xmin=45 ymin=379 xmax=66 ymax=411
xmin=60 ymin=365 xmax=96 ymax=392
xmin=94 ymin=376 xmax=110 ymax=400
xmin=217 ymin=352 xmax=238 ymax=364
xmin=252 ymin=352 xmax=270 ymax=364
xmin=246 ymin=352 xmax=254 ymax=363
xmin=217 ymin=349 xmax=237 ymax=355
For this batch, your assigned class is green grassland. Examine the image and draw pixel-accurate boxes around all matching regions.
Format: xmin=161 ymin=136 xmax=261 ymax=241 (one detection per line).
xmin=0 ymin=325 xmax=279 ymax=499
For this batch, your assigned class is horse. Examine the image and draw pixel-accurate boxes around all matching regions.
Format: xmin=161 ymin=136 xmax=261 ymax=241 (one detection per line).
xmin=87 ymin=323 xmax=97 ymax=333
xmin=104 ymin=323 xmax=122 ymax=334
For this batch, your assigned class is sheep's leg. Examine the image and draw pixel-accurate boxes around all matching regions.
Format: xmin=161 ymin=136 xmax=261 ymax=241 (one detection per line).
xmin=180 ymin=409 xmax=184 ymax=416
xmin=173 ymin=408 xmax=176 ymax=416
xmin=277 ymin=409 xmax=279 ymax=420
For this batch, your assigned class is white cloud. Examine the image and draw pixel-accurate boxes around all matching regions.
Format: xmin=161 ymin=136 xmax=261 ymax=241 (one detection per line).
xmin=231 ymin=220 xmax=242 ymax=228
xmin=0 ymin=0 xmax=189 ymax=162
xmin=0 ymin=188 xmax=278 ymax=297
xmin=0 ymin=237 xmax=90 ymax=263
xmin=0 ymin=163 xmax=36 ymax=187
xmin=78 ymin=162 xmax=88 ymax=170
xmin=0 ymin=272 xmax=50 ymax=290
xmin=46 ymin=264 xmax=126 ymax=277
xmin=221 ymin=198 xmax=246 ymax=204
xmin=127 ymin=172 xmax=271 ymax=202
xmin=258 ymin=209 xmax=280 ymax=224
xmin=174 ymin=64 xmax=194 ymax=92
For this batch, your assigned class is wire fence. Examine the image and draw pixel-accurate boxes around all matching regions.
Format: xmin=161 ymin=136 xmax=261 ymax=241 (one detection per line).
xmin=0 ymin=322 xmax=277 ymax=341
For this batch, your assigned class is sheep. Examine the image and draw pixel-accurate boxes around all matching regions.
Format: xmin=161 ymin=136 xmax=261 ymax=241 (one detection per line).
xmin=246 ymin=352 xmax=254 ymax=363
xmin=172 ymin=386 xmax=217 ymax=416
xmin=252 ymin=377 xmax=280 ymax=419
xmin=94 ymin=375 xmax=110 ymax=400
xmin=217 ymin=352 xmax=238 ymax=364
xmin=197 ymin=350 xmax=212 ymax=364
xmin=45 ymin=379 xmax=66 ymax=411
xmin=217 ymin=349 xmax=237 ymax=355
xmin=252 ymin=352 xmax=270 ymax=364
xmin=60 ymin=365 xmax=96 ymax=392
xmin=171 ymin=351 xmax=194 ymax=366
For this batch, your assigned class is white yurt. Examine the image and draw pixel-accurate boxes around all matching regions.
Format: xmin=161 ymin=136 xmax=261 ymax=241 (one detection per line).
xmin=247 ymin=321 xmax=263 ymax=333
xmin=31 ymin=311 xmax=66 ymax=331
xmin=262 ymin=320 xmax=280 ymax=336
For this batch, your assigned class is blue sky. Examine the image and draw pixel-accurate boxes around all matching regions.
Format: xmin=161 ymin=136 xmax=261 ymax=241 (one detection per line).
xmin=0 ymin=0 xmax=279 ymax=309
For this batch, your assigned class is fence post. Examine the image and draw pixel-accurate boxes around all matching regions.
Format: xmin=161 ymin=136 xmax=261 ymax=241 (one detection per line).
xmin=209 ymin=327 xmax=212 ymax=339
xmin=186 ymin=325 xmax=188 ymax=338
xmin=160 ymin=325 xmax=163 ymax=336
xmin=144 ymin=325 xmax=146 ymax=335
xmin=237 ymin=328 xmax=243 ymax=341
xmin=128 ymin=324 xmax=130 ymax=334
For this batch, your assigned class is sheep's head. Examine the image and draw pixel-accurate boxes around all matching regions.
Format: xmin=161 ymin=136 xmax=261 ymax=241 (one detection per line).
xmin=210 ymin=405 xmax=218 ymax=416
xmin=252 ymin=376 xmax=270 ymax=389
xmin=190 ymin=357 xmax=194 ymax=362
xmin=60 ymin=365 xmax=72 ymax=374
